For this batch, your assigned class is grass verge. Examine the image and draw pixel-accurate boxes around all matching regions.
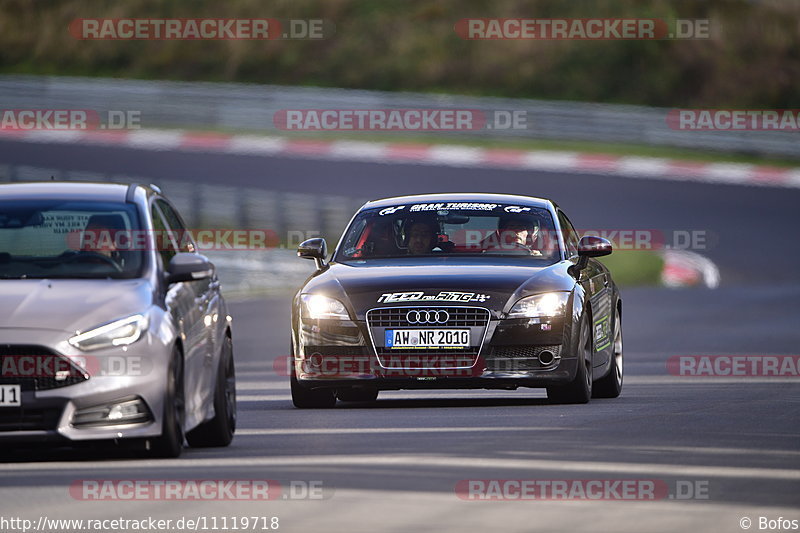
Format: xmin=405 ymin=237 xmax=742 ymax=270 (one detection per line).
xmin=600 ymin=251 xmax=664 ymax=287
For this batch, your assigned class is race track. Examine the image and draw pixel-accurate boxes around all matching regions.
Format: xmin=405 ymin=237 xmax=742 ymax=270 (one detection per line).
xmin=1 ymin=138 xmax=798 ymax=533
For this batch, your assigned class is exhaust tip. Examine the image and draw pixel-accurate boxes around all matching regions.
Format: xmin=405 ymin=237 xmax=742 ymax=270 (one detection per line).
xmin=538 ymin=350 xmax=555 ymax=366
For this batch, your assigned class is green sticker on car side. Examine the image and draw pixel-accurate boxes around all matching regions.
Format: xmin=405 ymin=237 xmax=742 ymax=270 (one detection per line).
xmin=594 ymin=314 xmax=611 ymax=351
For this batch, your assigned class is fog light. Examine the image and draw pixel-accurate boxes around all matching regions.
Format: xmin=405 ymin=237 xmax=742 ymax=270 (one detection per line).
xmin=108 ymin=402 xmax=142 ymax=420
xmin=72 ymin=397 xmax=152 ymax=427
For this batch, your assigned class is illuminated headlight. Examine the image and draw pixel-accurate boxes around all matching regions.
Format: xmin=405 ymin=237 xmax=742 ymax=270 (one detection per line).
xmin=507 ymin=292 xmax=569 ymax=318
xmin=68 ymin=314 xmax=149 ymax=351
xmin=301 ymin=294 xmax=349 ymax=320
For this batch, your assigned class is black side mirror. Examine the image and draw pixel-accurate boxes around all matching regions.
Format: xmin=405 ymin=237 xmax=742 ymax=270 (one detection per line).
xmin=298 ymin=238 xmax=327 ymax=270
xmin=166 ymin=253 xmax=214 ymax=284
xmin=569 ymin=236 xmax=612 ymax=278
xmin=578 ymin=235 xmax=613 ymax=258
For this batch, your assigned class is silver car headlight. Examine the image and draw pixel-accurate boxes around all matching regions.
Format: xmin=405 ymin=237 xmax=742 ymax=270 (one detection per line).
xmin=507 ymin=292 xmax=569 ymax=318
xmin=68 ymin=314 xmax=149 ymax=351
xmin=300 ymin=294 xmax=349 ymax=320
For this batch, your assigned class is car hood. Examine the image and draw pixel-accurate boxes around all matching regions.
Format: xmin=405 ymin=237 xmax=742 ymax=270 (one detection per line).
xmin=301 ymin=259 xmax=577 ymax=315
xmin=0 ymin=279 xmax=154 ymax=333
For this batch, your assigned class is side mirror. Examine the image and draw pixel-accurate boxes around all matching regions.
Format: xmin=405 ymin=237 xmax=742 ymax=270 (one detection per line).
xmin=569 ymin=236 xmax=612 ymax=278
xmin=298 ymin=238 xmax=327 ymax=270
xmin=578 ymin=235 xmax=613 ymax=258
xmin=166 ymin=253 xmax=214 ymax=284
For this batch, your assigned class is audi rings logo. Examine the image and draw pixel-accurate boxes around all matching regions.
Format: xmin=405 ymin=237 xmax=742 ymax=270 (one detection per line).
xmin=406 ymin=310 xmax=450 ymax=324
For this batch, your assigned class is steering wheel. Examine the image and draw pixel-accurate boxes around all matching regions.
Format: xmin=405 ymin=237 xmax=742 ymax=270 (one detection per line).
xmin=63 ymin=251 xmax=123 ymax=273
xmin=482 ymin=241 xmax=534 ymax=254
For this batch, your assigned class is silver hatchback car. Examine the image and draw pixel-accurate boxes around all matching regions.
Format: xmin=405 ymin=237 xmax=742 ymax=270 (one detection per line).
xmin=0 ymin=182 xmax=235 ymax=457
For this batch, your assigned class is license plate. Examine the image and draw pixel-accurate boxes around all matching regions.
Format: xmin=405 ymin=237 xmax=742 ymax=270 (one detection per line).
xmin=0 ymin=385 xmax=21 ymax=406
xmin=385 ymin=329 xmax=470 ymax=348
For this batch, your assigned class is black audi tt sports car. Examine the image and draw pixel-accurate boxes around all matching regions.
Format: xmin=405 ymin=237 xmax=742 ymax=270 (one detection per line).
xmin=290 ymin=193 xmax=622 ymax=407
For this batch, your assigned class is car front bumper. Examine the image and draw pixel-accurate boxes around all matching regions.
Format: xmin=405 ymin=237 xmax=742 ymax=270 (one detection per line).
xmin=293 ymin=312 xmax=579 ymax=390
xmin=0 ymin=328 xmax=170 ymax=444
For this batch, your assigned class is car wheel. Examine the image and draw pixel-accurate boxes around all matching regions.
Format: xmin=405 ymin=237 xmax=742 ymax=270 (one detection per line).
xmin=151 ymin=347 xmax=185 ymax=457
xmin=592 ymin=311 xmax=623 ymax=398
xmin=291 ymin=376 xmax=336 ymax=408
xmin=336 ymin=387 xmax=379 ymax=402
xmin=547 ymin=313 xmax=592 ymax=404
xmin=187 ymin=334 xmax=236 ymax=447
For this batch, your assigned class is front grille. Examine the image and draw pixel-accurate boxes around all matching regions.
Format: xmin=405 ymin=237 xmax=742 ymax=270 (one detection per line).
xmin=367 ymin=307 xmax=489 ymax=327
xmin=485 ymin=345 xmax=562 ymax=371
xmin=0 ymin=345 xmax=90 ymax=390
xmin=367 ymin=306 xmax=490 ymax=369
xmin=0 ymin=407 xmax=62 ymax=431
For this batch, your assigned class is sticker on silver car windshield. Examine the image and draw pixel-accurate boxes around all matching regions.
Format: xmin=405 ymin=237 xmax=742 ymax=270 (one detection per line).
xmin=378 ymin=291 xmax=491 ymax=303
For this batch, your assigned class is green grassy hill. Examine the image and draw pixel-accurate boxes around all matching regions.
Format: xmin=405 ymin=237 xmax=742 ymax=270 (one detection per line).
xmin=1 ymin=0 xmax=797 ymax=107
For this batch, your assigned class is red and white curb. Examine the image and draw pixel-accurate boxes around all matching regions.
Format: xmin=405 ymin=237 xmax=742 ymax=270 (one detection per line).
xmin=1 ymin=128 xmax=799 ymax=189
xmin=659 ymin=250 xmax=720 ymax=289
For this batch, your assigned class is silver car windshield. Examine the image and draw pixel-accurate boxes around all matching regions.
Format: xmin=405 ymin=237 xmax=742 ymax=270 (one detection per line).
xmin=335 ymin=203 xmax=562 ymax=263
xmin=0 ymin=200 xmax=144 ymax=279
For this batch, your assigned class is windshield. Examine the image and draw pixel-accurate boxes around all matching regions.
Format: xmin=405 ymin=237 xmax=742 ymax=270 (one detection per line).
xmin=335 ymin=202 xmax=561 ymax=264
xmin=0 ymin=199 xmax=144 ymax=279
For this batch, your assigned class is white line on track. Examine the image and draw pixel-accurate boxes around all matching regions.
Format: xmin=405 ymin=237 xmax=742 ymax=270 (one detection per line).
xmin=1 ymin=454 xmax=798 ymax=480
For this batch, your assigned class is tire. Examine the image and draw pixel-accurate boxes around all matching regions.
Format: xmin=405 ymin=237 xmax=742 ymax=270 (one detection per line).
xmin=547 ymin=313 xmax=593 ymax=404
xmin=187 ymin=334 xmax=236 ymax=447
xmin=592 ymin=310 xmax=623 ymax=399
xmin=151 ymin=347 xmax=185 ymax=458
xmin=291 ymin=376 xmax=336 ymax=408
xmin=336 ymin=387 xmax=379 ymax=402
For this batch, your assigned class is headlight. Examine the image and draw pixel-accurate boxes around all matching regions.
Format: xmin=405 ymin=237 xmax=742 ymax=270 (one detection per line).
xmin=301 ymin=294 xmax=349 ymax=320
xmin=507 ymin=292 xmax=569 ymax=318
xmin=68 ymin=314 xmax=149 ymax=351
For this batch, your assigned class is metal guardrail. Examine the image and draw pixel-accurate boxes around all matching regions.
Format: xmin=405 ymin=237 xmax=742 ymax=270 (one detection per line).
xmin=0 ymin=164 xmax=363 ymax=296
xmin=0 ymin=75 xmax=797 ymax=158
xmin=0 ymin=164 xmax=365 ymax=237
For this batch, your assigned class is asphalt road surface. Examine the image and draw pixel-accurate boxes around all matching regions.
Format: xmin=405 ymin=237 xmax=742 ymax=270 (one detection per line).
xmin=1 ymin=138 xmax=798 ymax=533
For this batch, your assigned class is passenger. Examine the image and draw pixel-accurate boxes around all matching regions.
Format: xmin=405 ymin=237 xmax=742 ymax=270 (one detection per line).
xmin=481 ymin=215 xmax=542 ymax=255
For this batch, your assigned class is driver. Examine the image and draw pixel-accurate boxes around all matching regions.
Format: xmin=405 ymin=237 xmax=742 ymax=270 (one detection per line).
xmin=480 ymin=215 xmax=542 ymax=255
xmin=81 ymin=214 xmax=127 ymax=265
xmin=405 ymin=219 xmax=438 ymax=255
